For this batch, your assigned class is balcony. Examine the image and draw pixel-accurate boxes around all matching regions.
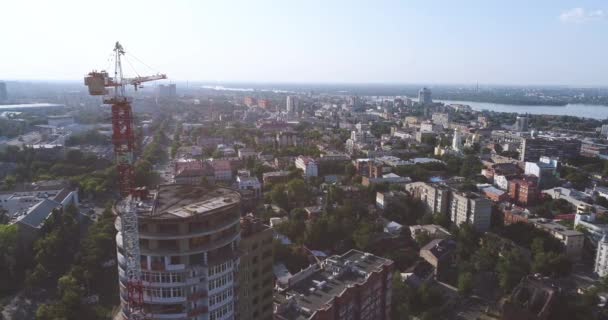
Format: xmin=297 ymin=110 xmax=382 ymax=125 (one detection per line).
xmin=148 ymin=312 xmax=188 ymax=320
xmin=143 ymin=295 xmax=187 ymax=304
xmin=138 ymin=214 xmax=240 ymax=240
xmin=140 ymin=232 xmax=239 ymax=256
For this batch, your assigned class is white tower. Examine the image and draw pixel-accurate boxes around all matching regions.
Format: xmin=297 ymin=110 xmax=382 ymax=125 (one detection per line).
xmin=595 ymin=234 xmax=608 ymax=277
xmin=452 ymin=129 xmax=462 ymax=152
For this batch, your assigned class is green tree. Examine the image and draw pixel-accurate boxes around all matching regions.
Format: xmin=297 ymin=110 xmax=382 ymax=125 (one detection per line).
xmin=496 ymin=248 xmax=528 ymax=292
xmin=458 ymin=272 xmax=473 ymax=296
xmin=353 ymin=222 xmax=375 ymax=250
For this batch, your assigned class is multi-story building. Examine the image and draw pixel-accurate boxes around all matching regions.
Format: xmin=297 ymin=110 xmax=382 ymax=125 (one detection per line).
xmin=431 ymin=112 xmax=450 ymax=129
xmin=212 ymin=160 xmax=233 ymax=182
xmin=244 ymin=97 xmax=258 ymax=107
xmin=508 ymin=178 xmax=539 ymax=206
xmin=520 ymin=137 xmax=581 ymax=162
xmin=157 ymin=84 xmax=177 ymax=99
xmin=237 ymin=214 xmax=274 ymax=320
xmin=581 ymin=138 xmax=608 ymax=158
xmin=0 ymin=82 xmax=7 ymax=102
xmin=262 ymin=171 xmax=290 ymax=185
xmin=450 ymin=192 xmax=492 ymax=232
xmin=418 ymin=87 xmax=432 ymax=105
xmin=514 ymin=115 xmax=529 ymax=132
xmin=295 ymin=156 xmax=318 ymax=178
xmin=115 ymin=184 xmax=242 ymax=320
xmin=524 ymin=156 xmax=558 ymax=188
xmin=236 ymin=176 xmax=262 ymax=198
xmin=286 ymin=96 xmax=299 ymax=115
xmin=596 ymin=235 xmax=608 ymax=277
xmin=274 ymin=250 xmax=394 ymax=320
xmin=530 ymin=218 xmax=584 ymax=260
xmin=601 ymin=124 xmax=608 ymax=138
xmin=404 ymin=182 xmax=450 ymax=216
xmin=420 ymin=239 xmax=456 ymax=281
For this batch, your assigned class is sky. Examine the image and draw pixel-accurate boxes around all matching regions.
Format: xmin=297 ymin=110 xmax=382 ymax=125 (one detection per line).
xmin=1 ymin=0 xmax=608 ymax=86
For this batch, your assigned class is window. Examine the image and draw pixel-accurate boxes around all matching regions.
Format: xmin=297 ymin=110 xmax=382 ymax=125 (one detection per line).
xmin=209 ymin=288 xmax=233 ymax=306
xmin=209 ymin=273 xmax=233 ymax=290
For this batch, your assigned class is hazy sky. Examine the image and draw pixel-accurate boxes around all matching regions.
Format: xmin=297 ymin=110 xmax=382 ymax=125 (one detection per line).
xmin=2 ymin=0 xmax=608 ymax=85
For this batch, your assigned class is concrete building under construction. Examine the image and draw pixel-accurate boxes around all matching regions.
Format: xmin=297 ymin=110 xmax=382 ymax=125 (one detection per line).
xmin=115 ymin=184 xmax=242 ymax=320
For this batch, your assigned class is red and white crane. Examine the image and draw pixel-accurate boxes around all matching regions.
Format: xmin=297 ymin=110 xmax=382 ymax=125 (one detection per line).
xmin=84 ymin=42 xmax=166 ymax=320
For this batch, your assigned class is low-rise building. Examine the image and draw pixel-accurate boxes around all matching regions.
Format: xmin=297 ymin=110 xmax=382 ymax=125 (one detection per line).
xmin=409 ymin=224 xmax=451 ymax=241
xmin=530 ymin=218 xmax=584 ymax=260
xmin=419 ymin=238 xmax=456 ymax=281
xmin=212 ymin=159 xmax=233 ymax=182
xmin=362 ymin=173 xmax=411 ymax=187
xmin=236 ymin=176 xmax=262 ymax=198
xmin=262 ymin=171 xmax=290 ymax=185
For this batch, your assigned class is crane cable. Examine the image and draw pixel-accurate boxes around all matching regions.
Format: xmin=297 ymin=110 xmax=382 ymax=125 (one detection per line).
xmin=127 ymin=52 xmax=160 ymax=75
xmin=123 ymin=55 xmax=141 ymax=78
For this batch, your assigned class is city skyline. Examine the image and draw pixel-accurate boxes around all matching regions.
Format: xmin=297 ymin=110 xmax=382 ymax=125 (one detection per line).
xmin=2 ymin=0 xmax=608 ymax=86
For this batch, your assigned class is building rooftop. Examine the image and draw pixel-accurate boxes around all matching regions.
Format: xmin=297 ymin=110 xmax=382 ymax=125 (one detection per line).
xmin=274 ymin=250 xmax=393 ymax=320
xmin=15 ymin=198 xmax=61 ymax=229
xmin=530 ymin=218 xmax=584 ymax=237
xmin=420 ymin=238 xmax=456 ymax=261
xmin=129 ymin=184 xmax=240 ymax=219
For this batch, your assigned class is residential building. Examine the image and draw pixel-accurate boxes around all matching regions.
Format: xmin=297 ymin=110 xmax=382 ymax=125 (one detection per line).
xmin=520 ymin=137 xmax=581 ymax=162
xmin=418 ymin=87 xmax=432 ymax=105
xmin=419 ymin=239 xmax=456 ymax=281
xmin=173 ymin=160 xmax=214 ymax=185
xmin=596 ymin=235 xmax=608 ymax=277
xmin=479 ymin=185 xmax=509 ymax=202
xmin=574 ymin=213 xmax=608 ymax=245
xmin=156 ymin=84 xmax=177 ymax=99
xmin=530 ymin=218 xmax=584 ymax=260
xmin=376 ymin=191 xmax=407 ymax=210
xmin=580 ymin=139 xmax=608 ymax=158
xmin=47 ymin=115 xmax=75 ymax=127
xmin=508 ymin=178 xmax=539 ymax=206
xmin=212 ymin=160 xmax=233 ymax=182
xmin=295 ymin=156 xmax=318 ymax=178
xmin=274 ymin=250 xmax=394 ymax=320
xmin=286 ymin=96 xmax=299 ymax=115
xmin=262 ymin=171 xmax=290 ymax=185
xmin=244 ymin=96 xmax=257 ymax=107
xmin=361 ymin=173 xmax=411 ymax=187
xmin=450 ymin=192 xmax=492 ymax=232
xmin=0 ymin=82 xmax=7 ymax=101
xmin=525 ymin=156 xmax=558 ymax=188
xmin=404 ymin=182 xmax=450 ymax=216
xmin=114 ymin=185 xmax=242 ymax=320
xmin=1 ymin=186 xmax=79 ymax=219
xmin=236 ymin=176 xmax=262 ymax=198
xmin=409 ymin=224 xmax=451 ymax=241
xmin=238 ymin=148 xmax=257 ymax=160
xmin=238 ymin=214 xmax=274 ymax=320
xmin=431 ymin=113 xmax=450 ymax=129
xmin=514 ymin=115 xmax=529 ymax=132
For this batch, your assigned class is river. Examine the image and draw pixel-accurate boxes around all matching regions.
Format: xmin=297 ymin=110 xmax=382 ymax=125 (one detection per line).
xmin=436 ymin=100 xmax=608 ymax=120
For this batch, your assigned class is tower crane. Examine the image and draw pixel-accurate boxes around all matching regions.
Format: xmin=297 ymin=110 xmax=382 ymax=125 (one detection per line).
xmin=84 ymin=42 xmax=166 ymax=320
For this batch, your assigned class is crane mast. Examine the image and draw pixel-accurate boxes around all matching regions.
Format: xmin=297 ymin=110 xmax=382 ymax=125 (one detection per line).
xmin=84 ymin=42 xmax=167 ymax=320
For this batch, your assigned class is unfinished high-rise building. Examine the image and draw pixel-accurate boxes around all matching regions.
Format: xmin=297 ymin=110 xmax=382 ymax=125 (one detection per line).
xmin=115 ymin=184 xmax=242 ymax=320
